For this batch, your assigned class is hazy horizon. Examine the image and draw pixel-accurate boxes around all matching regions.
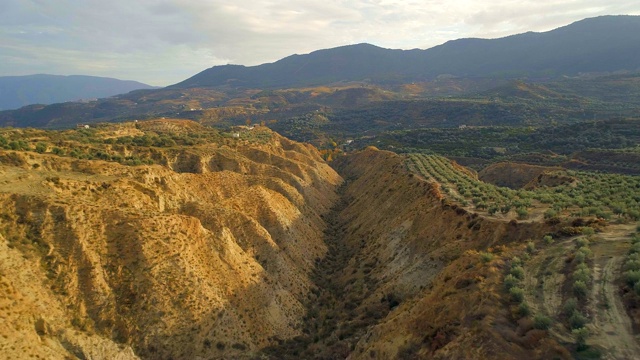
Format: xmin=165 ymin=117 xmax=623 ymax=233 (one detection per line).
xmin=2 ymin=1 xmax=639 ymax=86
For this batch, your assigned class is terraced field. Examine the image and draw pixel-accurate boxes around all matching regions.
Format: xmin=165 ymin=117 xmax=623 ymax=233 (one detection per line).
xmin=407 ymin=153 xmax=640 ymax=221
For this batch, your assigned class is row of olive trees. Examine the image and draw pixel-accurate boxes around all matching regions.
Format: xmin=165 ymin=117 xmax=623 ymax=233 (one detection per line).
xmin=407 ymin=153 xmax=640 ymax=221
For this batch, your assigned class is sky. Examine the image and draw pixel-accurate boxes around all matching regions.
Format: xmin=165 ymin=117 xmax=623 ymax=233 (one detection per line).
xmin=1 ymin=1 xmax=639 ymax=86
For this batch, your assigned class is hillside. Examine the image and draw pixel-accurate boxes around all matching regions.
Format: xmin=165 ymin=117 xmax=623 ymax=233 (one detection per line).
xmin=0 ymin=121 xmax=341 ymax=359
xmin=2 ymin=123 xmax=639 ymax=358
xmin=2 ymin=16 xmax=640 ymax=134
xmin=174 ymin=15 xmax=640 ymax=89
xmin=481 ymin=81 xmax=576 ymax=101
xmin=0 ymin=74 xmax=156 ymax=111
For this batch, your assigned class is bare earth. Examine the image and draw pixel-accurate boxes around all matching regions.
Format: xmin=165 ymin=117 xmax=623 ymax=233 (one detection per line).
xmin=523 ymin=223 xmax=640 ymax=358
xmin=588 ymin=224 xmax=640 ymax=360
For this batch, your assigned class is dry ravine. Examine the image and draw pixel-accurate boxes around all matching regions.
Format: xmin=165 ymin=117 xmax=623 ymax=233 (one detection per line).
xmin=1 ymin=122 xmax=638 ymax=359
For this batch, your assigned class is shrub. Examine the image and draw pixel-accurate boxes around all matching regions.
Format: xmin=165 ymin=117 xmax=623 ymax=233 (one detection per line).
xmin=35 ymin=142 xmax=47 ymax=153
xmin=573 ymin=280 xmax=588 ymax=298
xmin=624 ymin=260 xmax=640 ymax=271
xmin=624 ymin=270 xmax=640 ymax=286
xmin=582 ymin=227 xmax=595 ymax=236
xmin=517 ymin=302 xmax=531 ymax=317
xmin=543 ymin=235 xmax=554 ymax=244
xmin=574 ymin=263 xmax=589 ymax=272
xmin=504 ymin=274 xmax=520 ymax=290
xmin=562 ymin=298 xmax=578 ymax=316
xmin=544 ymin=209 xmax=558 ymax=219
xmin=231 ymin=343 xmax=247 ymax=350
xmin=511 ymin=256 xmax=523 ymax=267
xmin=631 ymin=243 xmax=640 ymax=254
xmin=569 ymin=310 xmax=587 ymax=329
xmin=526 ymin=241 xmax=536 ymax=254
xmin=480 ymin=252 xmax=494 ymax=263
xmin=573 ymin=267 xmax=591 ymax=283
xmin=517 ymin=208 xmax=529 ymax=220
xmin=575 ymin=237 xmax=589 ymax=247
xmin=629 ymin=252 xmax=640 ymax=260
xmin=573 ymin=252 xmax=586 ymax=264
xmin=509 ymin=287 xmax=525 ymax=303
xmin=577 ymin=246 xmax=592 ymax=257
xmin=510 ymin=266 xmax=525 ymax=280
xmin=533 ymin=314 xmax=552 ymax=330
xmin=572 ymin=327 xmax=589 ymax=351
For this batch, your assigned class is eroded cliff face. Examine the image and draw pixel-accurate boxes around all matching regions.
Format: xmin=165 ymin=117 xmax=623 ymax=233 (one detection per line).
xmin=330 ymin=149 xmax=570 ymax=359
xmin=0 ymin=126 xmax=341 ymax=359
xmin=264 ymin=147 xmax=570 ymax=360
xmin=2 ymin=126 xmax=578 ymax=359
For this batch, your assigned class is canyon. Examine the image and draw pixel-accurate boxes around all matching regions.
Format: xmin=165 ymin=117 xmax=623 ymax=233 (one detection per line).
xmin=0 ymin=121 xmax=635 ymax=359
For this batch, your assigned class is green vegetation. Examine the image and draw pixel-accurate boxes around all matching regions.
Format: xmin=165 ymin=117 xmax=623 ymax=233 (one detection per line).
xmin=533 ymin=314 xmax=553 ymax=330
xmin=554 ymin=236 xmax=595 ymax=350
xmin=509 ymin=287 xmax=525 ymax=303
xmin=517 ymin=302 xmax=531 ymax=317
xmin=504 ymin=258 xmax=526 ymax=306
xmin=503 ymin=274 xmax=520 ymax=290
xmin=0 ymin=122 xmax=238 ymax=167
xmin=480 ymin=252 xmax=495 ymax=263
xmin=572 ymin=327 xmax=590 ymax=351
xmin=407 ymin=153 xmax=640 ymax=221
xmin=503 ymin=257 xmax=540 ymax=325
xmin=623 ymin=233 xmax=640 ymax=295
xmin=562 ymin=298 xmax=579 ymax=317
xmin=377 ymin=118 xmax=640 ymax=160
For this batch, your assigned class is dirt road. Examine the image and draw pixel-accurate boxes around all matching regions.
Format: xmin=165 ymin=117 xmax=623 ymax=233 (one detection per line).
xmin=588 ymin=224 xmax=640 ymax=360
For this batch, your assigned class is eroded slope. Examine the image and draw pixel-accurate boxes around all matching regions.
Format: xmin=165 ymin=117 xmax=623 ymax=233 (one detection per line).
xmin=0 ymin=124 xmax=341 ymax=359
xmin=262 ymin=147 xmax=575 ymax=359
xmin=3 ymin=126 xmax=638 ymax=359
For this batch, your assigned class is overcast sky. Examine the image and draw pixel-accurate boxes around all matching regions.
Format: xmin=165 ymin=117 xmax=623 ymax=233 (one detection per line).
xmin=1 ymin=1 xmax=639 ymax=86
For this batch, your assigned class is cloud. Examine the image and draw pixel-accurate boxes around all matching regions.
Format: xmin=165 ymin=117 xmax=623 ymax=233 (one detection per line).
xmin=1 ymin=0 xmax=639 ymax=85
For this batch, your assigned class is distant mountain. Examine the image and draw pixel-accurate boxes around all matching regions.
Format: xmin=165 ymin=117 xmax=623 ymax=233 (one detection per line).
xmin=173 ymin=15 xmax=640 ymax=89
xmin=0 ymin=74 xmax=156 ymax=110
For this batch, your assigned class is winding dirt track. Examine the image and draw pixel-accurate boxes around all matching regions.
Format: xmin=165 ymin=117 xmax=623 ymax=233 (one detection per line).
xmin=588 ymin=224 xmax=640 ymax=360
xmin=523 ymin=239 xmax=574 ymax=343
xmin=523 ymin=224 xmax=640 ymax=358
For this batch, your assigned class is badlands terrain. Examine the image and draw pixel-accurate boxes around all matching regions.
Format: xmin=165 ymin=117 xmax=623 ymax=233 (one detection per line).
xmin=0 ymin=119 xmax=639 ymax=359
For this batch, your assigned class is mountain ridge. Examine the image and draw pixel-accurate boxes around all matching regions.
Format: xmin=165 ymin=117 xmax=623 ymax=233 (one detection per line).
xmin=173 ymin=15 xmax=640 ymax=89
xmin=0 ymin=74 xmax=156 ymax=111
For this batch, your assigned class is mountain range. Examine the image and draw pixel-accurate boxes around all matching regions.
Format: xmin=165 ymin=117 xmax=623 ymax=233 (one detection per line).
xmin=0 ymin=74 xmax=156 ymax=111
xmin=174 ymin=15 xmax=640 ymax=89
xmin=1 ymin=15 xmax=639 ymax=129
xmin=3 ymin=14 xmax=640 ymax=360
